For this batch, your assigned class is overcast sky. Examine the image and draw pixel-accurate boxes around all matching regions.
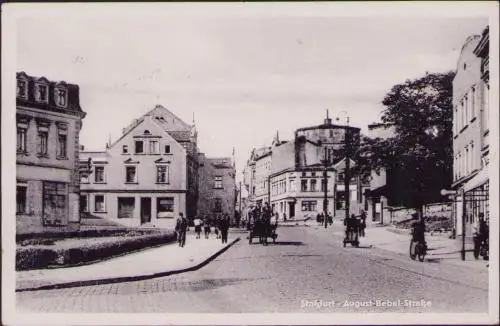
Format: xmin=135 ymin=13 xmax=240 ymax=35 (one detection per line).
xmin=13 ymin=3 xmax=490 ymax=181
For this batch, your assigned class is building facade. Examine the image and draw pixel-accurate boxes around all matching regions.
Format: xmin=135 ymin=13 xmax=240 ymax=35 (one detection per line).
xmin=451 ymin=27 xmax=490 ymax=239
xmin=243 ymin=113 xmax=365 ymax=221
xmin=79 ymin=105 xmax=194 ymax=229
xmin=16 ymin=72 xmax=86 ymax=233
xmin=197 ymin=154 xmax=237 ymax=221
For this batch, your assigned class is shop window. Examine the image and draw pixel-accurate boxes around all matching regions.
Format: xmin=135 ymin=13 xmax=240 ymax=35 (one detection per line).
xmin=157 ymin=197 xmax=174 ymax=218
xmin=301 ymin=200 xmax=317 ymax=211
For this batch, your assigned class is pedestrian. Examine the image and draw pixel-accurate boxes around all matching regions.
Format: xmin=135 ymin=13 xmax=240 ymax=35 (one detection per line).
xmin=274 ymin=212 xmax=280 ymax=225
xmin=359 ymin=209 xmax=367 ymax=237
xmin=175 ymin=213 xmax=188 ymax=247
xmin=194 ymin=216 xmax=202 ymax=239
xmin=220 ymin=213 xmax=230 ymax=244
xmin=203 ymin=215 xmax=211 ymax=239
xmin=283 ymin=212 xmax=287 ymax=222
xmin=328 ymin=212 xmax=333 ymax=226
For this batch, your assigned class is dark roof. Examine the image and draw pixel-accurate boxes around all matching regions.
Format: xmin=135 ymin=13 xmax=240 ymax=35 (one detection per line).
xmin=16 ymin=72 xmax=85 ymax=118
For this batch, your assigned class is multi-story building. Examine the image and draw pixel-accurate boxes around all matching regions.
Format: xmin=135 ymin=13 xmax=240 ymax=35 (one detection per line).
xmin=197 ymin=154 xmax=237 ymax=221
xmin=16 ymin=72 xmax=86 ymax=233
xmin=79 ymin=105 xmax=196 ymax=228
xmin=243 ymin=113 xmax=363 ymax=220
xmin=451 ymin=26 xmax=490 ymax=239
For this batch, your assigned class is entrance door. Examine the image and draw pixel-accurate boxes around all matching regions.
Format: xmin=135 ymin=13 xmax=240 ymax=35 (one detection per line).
xmin=141 ymin=197 xmax=152 ymax=224
xmin=289 ymin=202 xmax=295 ymax=218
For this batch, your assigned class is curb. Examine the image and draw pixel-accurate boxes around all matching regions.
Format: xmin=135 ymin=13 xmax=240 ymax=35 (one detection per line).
xmin=16 ymin=237 xmax=240 ymax=292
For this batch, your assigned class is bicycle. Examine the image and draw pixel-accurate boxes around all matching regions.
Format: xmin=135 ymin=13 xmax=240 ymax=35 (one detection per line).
xmin=409 ymin=239 xmax=426 ymax=262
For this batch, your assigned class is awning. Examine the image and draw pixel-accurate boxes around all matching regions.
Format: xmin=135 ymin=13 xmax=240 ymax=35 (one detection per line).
xmin=463 ymin=166 xmax=489 ymax=192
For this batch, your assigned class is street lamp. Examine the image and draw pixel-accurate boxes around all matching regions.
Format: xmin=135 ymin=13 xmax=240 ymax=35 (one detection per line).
xmin=336 ymin=111 xmax=350 ymax=222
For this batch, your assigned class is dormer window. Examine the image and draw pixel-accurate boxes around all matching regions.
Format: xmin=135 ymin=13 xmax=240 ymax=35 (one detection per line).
xmin=17 ymin=78 xmax=28 ymax=99
xmin=55 ymin=87 xmax=67 ymax=107
xmin=35 ymin=78 xmax=49 ymax=103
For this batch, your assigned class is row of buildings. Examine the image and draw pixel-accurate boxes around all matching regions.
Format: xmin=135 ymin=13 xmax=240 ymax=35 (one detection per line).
xmin=451 ymin=26 xmax=490 ymax=240
xmin=240 ymin=25 xmax=491 ymax=237
xmin=16 ymin=72 xmax=236 ymax=233
xmin=241 ymin=112 xmax=370 ymax=221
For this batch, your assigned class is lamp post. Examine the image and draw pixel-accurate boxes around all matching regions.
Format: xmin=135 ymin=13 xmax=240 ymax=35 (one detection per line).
xmin=336 ymin=111 xmax=350 ymax=221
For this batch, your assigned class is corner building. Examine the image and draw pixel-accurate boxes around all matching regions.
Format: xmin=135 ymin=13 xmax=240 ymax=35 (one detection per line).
xmin=16 ymin=72 xmax=86 ymax=233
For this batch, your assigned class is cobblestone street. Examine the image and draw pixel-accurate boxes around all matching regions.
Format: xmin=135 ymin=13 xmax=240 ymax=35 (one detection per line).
xmin=17 ymin=225 xmax=489 ymax=313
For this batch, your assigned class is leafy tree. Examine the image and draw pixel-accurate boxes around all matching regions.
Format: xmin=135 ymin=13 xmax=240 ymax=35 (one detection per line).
xmin=353 ymin=71 xmax=455 ymax=213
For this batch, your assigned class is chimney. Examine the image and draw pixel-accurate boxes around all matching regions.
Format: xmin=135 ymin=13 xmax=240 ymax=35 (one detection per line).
xmin=324 ymin=109 xmax=332 ymax=125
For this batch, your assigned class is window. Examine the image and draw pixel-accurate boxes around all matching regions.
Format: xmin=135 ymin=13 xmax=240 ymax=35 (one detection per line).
xmin=157 ymin=197 xmax=174 ymax=218
xmin=214 ymin=176 xmax=223 ymax=189
xmin=302 ymin=172 xmax=307 ymax=177
xmin=214 ymin=198 xmax=222 ymax=213
xmin=471 ymin=87 xmax=476 ymax=120
xmin=94 ymin=166 xmax=105 ymax=183
xmin=144 ymin=130 xmax=151 ymax=135
xmin=484 ymin=83 xmax=490 ymax=132
xmin=301 ymin=200 xmax=317 ymax=211
xmin=55 ymin=88 xmax=67 ymax=107
xmin=289 ymin=178 xmax=296 ymax=192
xmin=470 ymin=142 xmax=475 ymax=171
xmin=122 ymin=145 xmax=128 ymax=154
xmin=311 ymin=172 xmax=316 ymax=177
xmin=321 ymin=179 xmax=327 ymax=192
xmin=126 ymin=166 xmax=137 ymax=183
xmin=301 ymin=179 xmax=308 ymax=192
xmin=36 ymin=84 xmax=49 ymax=103
xmin=464 ymin=95 xmax=469 ymax=123
xmin=38 ymin=131 xmax=48 ymax=156
xmin=17 ymin=124 xmax=27 ymax=153
xmin=57 ymin=134 xmax=67 ymax=158
xmin=338 ymin=173 xmax=345 ymax=182
xmin=16 ymin=185 xmax=27 ymax=214
xmin=165 ymin=145 xmax=171 ymax=154
xmin=17 ymin=79 xmax=27 ymax=98
xmin=135 ymin=141 xmax=144 ymax=154
xmin=150 ymin=140 xmax=159 ymax=154
xmin=94 ymin=195 xmax=105 ymax=212
xmin=156 ymin=165 xmax=169 ymax=183
xmin=310 ymin=179 xmax=317 ymax=192
xmin=56 ymin=123 xmax=68 ymax=159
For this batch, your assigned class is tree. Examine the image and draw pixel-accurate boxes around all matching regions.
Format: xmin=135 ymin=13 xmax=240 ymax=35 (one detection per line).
xmin=354 ymin=71 xmax=455 ymax=213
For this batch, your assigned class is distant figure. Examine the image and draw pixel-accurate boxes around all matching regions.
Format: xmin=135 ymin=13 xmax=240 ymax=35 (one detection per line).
xmin=220 ymin=213 xmax=230 ymax=244
xmin=194 ymin=217 xmax=202 ymax=239
xmin=359 ymin=209 xmax=367 ymax=237
xmin=410 ymin=213 xmax=426 ymax=248
xmin=203 ymin=215 xmax=211 ymax=239
xmin=283 ymin=212 xmax=287 ymax=222
xmin=175 ymin=213 xmax=188 ymax=247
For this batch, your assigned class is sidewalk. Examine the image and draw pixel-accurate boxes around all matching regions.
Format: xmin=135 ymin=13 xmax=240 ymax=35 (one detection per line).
xmin=16 ymin=232 xmax=240 ymax=292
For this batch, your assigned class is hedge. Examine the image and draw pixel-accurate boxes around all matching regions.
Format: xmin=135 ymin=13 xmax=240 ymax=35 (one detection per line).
xmin=16 ymin=228 xmax=163 ymax=243
xmin=16 ymin=231 xmax=177 ymax=270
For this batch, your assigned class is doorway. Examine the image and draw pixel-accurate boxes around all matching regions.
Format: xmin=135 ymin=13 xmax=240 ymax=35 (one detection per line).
xmin=288 ymin=202 xmax=295 ymax=218
xmin=141 ymin=197 xmax=152 ymax=224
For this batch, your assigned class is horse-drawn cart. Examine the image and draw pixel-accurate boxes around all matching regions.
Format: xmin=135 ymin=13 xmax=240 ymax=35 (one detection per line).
xmin=249 ymin=219 xmax=278 ymax=245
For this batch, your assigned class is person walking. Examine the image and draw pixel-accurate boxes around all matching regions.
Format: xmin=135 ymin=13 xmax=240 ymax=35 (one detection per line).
xmin=203 ymin=215 xmax=211 ymax=239
xmin=194 ymin=216 xmax=202 ymax=239
xmin=175 ymin=213 xmax=188 ymax=247
xmin=359 ymin=209 xmax=367 ymax=237
xmin=220 ymin=213 xmax=230 ymax=244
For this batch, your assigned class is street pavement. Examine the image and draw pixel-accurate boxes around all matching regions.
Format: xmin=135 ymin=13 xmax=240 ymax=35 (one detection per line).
xmin=16 ymin=222 xmax=489 ymax=313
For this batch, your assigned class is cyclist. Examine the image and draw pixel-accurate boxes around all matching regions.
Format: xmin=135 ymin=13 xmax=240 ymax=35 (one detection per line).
xmin=410 ymin=212 xmax=427 ymax=250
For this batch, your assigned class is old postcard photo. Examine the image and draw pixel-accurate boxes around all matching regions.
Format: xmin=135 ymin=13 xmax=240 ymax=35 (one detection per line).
xmin=2 ymin=2 xmax=499 ymax=325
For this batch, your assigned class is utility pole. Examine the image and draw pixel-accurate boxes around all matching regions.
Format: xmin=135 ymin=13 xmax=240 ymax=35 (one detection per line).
xmin=322 ymin=148 xmax=329 ymax=228
xmin=344 ymin=125 xmax=350 ymax=221
xmin=239 ymin=181 xmax=242 ymax=218
xmin=461 ymin=188 xmax=466 ymax=261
